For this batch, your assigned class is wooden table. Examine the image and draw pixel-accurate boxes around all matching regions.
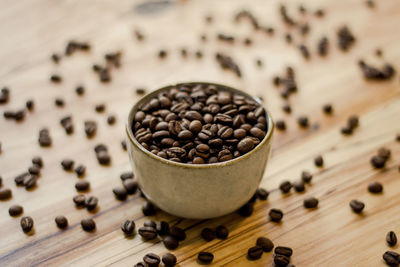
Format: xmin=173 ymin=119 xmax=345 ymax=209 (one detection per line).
xmin=1 ymin=0 xmax=399 ymax=266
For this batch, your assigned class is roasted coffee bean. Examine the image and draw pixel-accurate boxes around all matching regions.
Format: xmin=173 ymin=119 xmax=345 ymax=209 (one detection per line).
xmin=38 ymin=129 xmax=52 ymax=146
xmin=15 ymin=172 xmax=29 ymax=186
xmin=61 ymin=159 xmax=74 ymax=171
xmin=120 ymin=172 xmax=134 ymax=181
xmin=370 ymin=155 xmax=386 ymax=169
xmin=269 ymin=209 xmax=283 ymax=222
xmin=250 ymin=127 xmax=265 ymax=140
xmin=323 ymin=104 xmax=333 ymax=114
xmin=84 ymin=121 xmax=97 ymax=138
xmin=237 ymin=137 xmax=255 ymax=154
xmin=134 ymin=262 xmax=145 ymax=267
xmin=158 ymin=50 xmax=167 ymax=58
xmin=26 ymin=99 xmax=34 ymax=111
xmin=95 ymin=104 xmax=105 ymax=113
xmin=215 ymin=225 xmax=229 ymax=239
xmin=121 ymin=220 xmax=136 ymax=236
xmin=163 ymin=235 xmax=179 ymax=250
xmin=304 ymin=197 xmax=319 ymax=209
xmin=293 ymin=180 xmax=305 ymax=192
xmin=157 ymin=221 xmax=170 ymax=235
xmin=218 ymin=149 xmax=233 ymax=162
xmin=198 ymin=252 xmax=214 ymax=264
xmin=9 ymin=205 xmax=23 ymax=216
xmin=279 ymin=180 xmax=292 ymax=194
xmin=73 ymin=194 xmax=86 ymax=207
xmin=350 ymin=199 xmax=365 ymax=213
xmin=76 ymin=85 xmax=85 ymax=95
xmin=20 ymin=216 xmax=34 ymax=233
xmin=275 ymin=246 xmax=293 ymax=257
xmin=274 ymin=254 xmax=290 ymax=267
xmin=74 ymin=165 xmax=86 ymax=177
xmin=314 ymin=155 xmax=324 ymax=167
xmin=201 ymin=228 xmax=216 ymax=242
xmin=113 ymin=187 xmax=127 ymax=200
xmin=239 ymin=202 xmax=254 ymax=217
xmin=386 ymin=231 xmax=397 ymax=247
xmin=382 ymin=251 xmax=400 ymax=266
xmin=55 ymin=98 xmax=65 ymax=107
xmin=301 ymin=171 xmax=313 ymax=183
xmin=348 ymin=115 xmax=359 ymax=129
xmin=257 ymin=237 xmax=274 ymax=252
xmin=50 ymin=74 xmax=62 ymax=83
xmin=24 ymin=175 xmax=37 ymax=189
xmin=162 ymin=253 xmax=177 ymax=267
xmin=144 ymin=220 xmax=156 ymax=228
xmin=55 ymin=216 xmax=68 ymax=229
xmin=139 ymin=226 xmax=157 ymax=240
xmin=107 ymin=115 xmax=116 ymax=125
xmin=97 ymin=151 xmax=111 ymax=165
xmin=247 ymin=246 xmax=263 ymax=260
xmin=75 ymin=180 xmax=90 ymax=192
xmin=256 ymin=188 xmax=269 ymax=200
xmin=368 ymin=181 xmax=383 ymax=194
xmin=142 ymin=202 xmax=157 ymax=216
xmin=123 ymin=179 xmax=138 ymax=195
xmin=170 ymin=226 xmax=186 ymax=241
xmin=378 ymin=147 xmax=391 ymax=160
xmin=81 ymin=218 xmax=96 ymax=232
xmin=143 ymin=253 xmax=160 ymax=267
xmin=276 ymin=120 xmax=286 ymax=131
xmin=85 ymin=196 xmax=98 ymax=211
xmin=32 ymin=157 xmax=43 ymax=168
xmin=297 ymin=116 xmax=309 ymax=127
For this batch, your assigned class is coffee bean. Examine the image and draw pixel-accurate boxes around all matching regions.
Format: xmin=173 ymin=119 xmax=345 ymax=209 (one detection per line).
xmin=371 ymin=155 xmax=386 ymax=169
xmin=304 ymin=197 xmax=319 ymax=209
xmin=368 ymin=181 xmax=383 ymax=194
xmin=134 ymin=262 xmax=145 ymax=267
xmin=143 ymin=253 xmax=160 ymax=267
xmin=123 ymin=179 xmax=138 ymax=195
xmin=24 ymin=175 xmax=37 ymax=189
xmin=274 ymin=254 xmax=290 ymax=267
xmin=76 ymin=85 xmax=85 ymax=96
xmin=323 ymin=104 xmax=333 ymax=114
xmin=162 ymin=253 xmax=177 ymax=267
xmin=276 ymin=120 xmax=286 ymax=131
xmin=170 ymin=226 xmax=186 ymax=241
xmin=55 ymin=216 xmax=68 ymax=229
xmin=139 ymin=226 xmax=157 ymax=240
xmin=279 ymin=180 xmax=292 ymax=194
xmin=120 ymin=172 xmax=134 ymax=180
xmin=84 ymin=121 xmax=97 ymax=138
xmin=38 ymin=129 xmax=52 ymax=147
xmin=350 ymin=199 xmax=365 ymax=213
xmin=301 ymin=171 xmax=313 ymax=183
xmin=383 ymin=251 xmax=400 ymax=267
xmin=239 ymin=202 xmax=254 ymax=217
xmin=97 ymin=151 xmax=111 ymax=165
xmin=107 ymin=115 xmax=116 ymax=125
xmin=121 ymin=220 xmax=135 ymax=236
xmin=314 ymin=155 xmax=324 ymax=167
xmin=197 ymin=252 xmax=214 ymax=264
xmin=20 ymin=216 xmax=34 ymax=233
xmin=73 ymin=194 xmax=86 ymax=207
xmin=142 ymin=202 xmax=157 ymax=216
xmin=113 ymin=187 xmax=127 ymax=200
xmin=50 ymin=74 xmax=62 ymax=83
xmin=163 ymin=235 xmax=179 ymax=250
xmin=237 ymin=137 xmax=255 ymax=154
xmin=32 ymin=157 xmax=43 ymax=168
xmin=61 ymin=159 xmax=74 ymax=171
xmin=247 ymin=246 xmax=263 ymax=260
xmin=74 ymin=165 xmax=86 ymax=177
xmin=378 ymin=147 xmax=391 ymax=160
xmin=55 ymin=98 xmax=65 ymax=107
xmin=9 ymin=205 xmax=23 ymax=216
xmin=297 ymin=116 xmax=309 ymax=127
xmin=81 ymin=218 xmax=96 ymax=232
xmin=201 ymin=228 xmax=216 ymax=242
xmin=275 ymin=246 xmax=293 ymax=257
xmin=15 ymin=172 xmax=29 ymax=186
xmin=26 ymin=99 xmax=34 ymax=111
xmin=85 ymin=196 xmax=98 ymax=211
xmin=293 ymin=180 xmax=305 ymax=192
xmin=386 ymin=231 xmax=397 ymax=247
xmin=75 ymin=180 xmax=90 ymax=192
xmin=256 ymin=237 xmax=274 ymax=252
xmin=157 ymin=221 xmax=170 ymax=235
xmin=95 ymin=104 xmax=105 ymax=113
xmin=256 ymin=188 xmax=269 ymax=200
xmin=250 ymin=127 xmax=265 ymax=140
xmin=269 ymin=209 xmax=283 ymax=222
xmin=348 ymin=115 xmax=359 ymax=129
xmin=215 ymin=225 xmax=229 ymax=239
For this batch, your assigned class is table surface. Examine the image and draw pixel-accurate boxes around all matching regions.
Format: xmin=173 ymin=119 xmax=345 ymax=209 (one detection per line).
xmin=0 ymin=0 xmax=399 ymax=266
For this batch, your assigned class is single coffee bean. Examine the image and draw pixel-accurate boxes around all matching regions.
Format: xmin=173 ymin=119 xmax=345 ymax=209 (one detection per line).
xmin=85 ymin=196 xmax=98 ymax=211
xmin=163 ymin=235 xmax=179 ymax=250
xmin=274 ymin=254 xmax=290 ymax=267
xmin=55 ymin=216 xmax=68 ymax=229
xmin=81 ymin=218 xmax=96 ymax=232
xmin=314 ymin=155 xmax=324 ymax=167
xmin=162 ymin=253 xmax=177 ymax=267
xmin=378 ymin=147 xmax=391 ymax=160
xmin=382 ymin=251 xmax=400 ymax=267
xmin=301 ymin=171 xmax=313 ymax=183
xmin=75 ymin=180 xmax=90 ymax=192
xmin=123 ymin=179 xmax=138 ymax=195
xmin=9 ymin=205 xmax=23 ymax=216
xmin=239 ymin=202 xmax=254 ymax=217
xmin=76 ymin=85 xmax=85 ymax=95
xmin=348 ymin=115 xmax=359 ymax=129
xmin=32 ymin=157 xmax=43 ymax=168
xmin=323 ymin=104 xmax=333 ymax=114
xmin=0 ymin=188 xmax=12 ymax=200
xmin=15 ymin=172 xmax=29 ymax=186
xmin=275 ymin=246 xmax=293 ymax=257
xmin=74 ymin=165 xmax=86 ymax=177
xmin=61 ymin=159 xmax=74 ymax=171
xmin=20 ymin=216 xmax=34 ymax=233
xmin=250 ymin=127 xmax=265 ymax=140
xmin=370 ymin=155 xmax=386 ymax=169
xmin=143 ymin=253 xmax=160 ymax=267
xmin=157 ymin=221 xmax=170 ymax=235
xmin=107 ymin=115 xmax=116 ymax=125
xmin=350 ymin=199 xmax=365 ymax=214
xmin=97 ymin=151 xmax=111 ymax=165
xmin=197 ymin=252 xmax=214 ymax=264
xmin=293 ymin=180 xmax=305 ymax=192
xmin=84 ymin=121 xmax=97 ymax=138
xmin=216 ymin=225 xmax=229 ymax=239
xmin=95 ymin=104 xmax=105 ymax=113
xmin=23 ymin=175 xmax=37 ymax=189
xmin=170 ymin=226 xmax=186 ymax=241
xmin=144 ymin=220 xmax=157 ymax=228
xmin=73 ymin=194 xmax=86 ymax=207
xmin=386 ymin=231 xmax=397 ymax=247
xmin=113 ymin=187 xmax=127 ymax=200
xmin=368 ymin=181 xmax=383 ymax=194
xmin=28 ymin=165 xmax=40 ymax=175
xmin=134 ymin=262 xmax=145 ymax=267
xmin=142 ymin=202 xmax=157 ymax=216
xmin=304 ymin=197 xmax=319 ymax=209
xmin=275 ymin=120 xmax=286 ymax=131
xmin=247 ymin=246 xmax=263 ymax=260
xmin=297 ymin=116 xmax=309 ymax=127
xmin=38 ymin=129 xmax=52 ymax=147
xmin=257 ymin=237 xmax=274 ymax=252
xmin=256 ymin=188 xmax=269 ymax=200
xmin=279 ymin=180 xmax=292 ymax=194
xmin=120 ymin=172 xmax=134 ymax=180
xmin=237 ymin=137 xmax=255 ymax=154
xmin=269 ymin=209 xmax=283 ymax=222
xmin=201 ymin=228 xmax=216 ymax=242
xmin=138 ymin=226 xmax=157 ymax=240
xmin=121 ymin=220 xmax=135 ymax=236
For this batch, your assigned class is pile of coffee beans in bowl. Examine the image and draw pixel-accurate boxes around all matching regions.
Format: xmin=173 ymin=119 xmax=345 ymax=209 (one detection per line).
xmin=132 ymin=83 xmax=269 ymax=164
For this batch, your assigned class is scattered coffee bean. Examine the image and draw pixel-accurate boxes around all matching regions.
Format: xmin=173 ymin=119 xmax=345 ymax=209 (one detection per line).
xmin=55 ymin=98 xmax=65 ymax=107
xmin=256 ymin=188 xmax=269 ymax=200
xmin=368 ymin=181 xmax=383 ymax=194
xmin=366 ymin=0 xmax=375 ymax=8
xmin=201 ymin=228 xmax=216 ymax=242
xmin=337 ymin=26 xmax=356 ymax=51
xmin=15 ymin=172 xmax=29 ymax=186
xmin=143 ymin=253 xmax=160 ymax=267
xmin=50 ymin=74 xmax=62 ymax=83
xmin=276 ymin=120 xmax=286 ymax=131
xmin=198 ymin=252 xmax=214 ymax=264
xmin=123 ymin=179 xmax=138 ymax=195
xmin=121 ymin=140 xmax=127 ymax=151
xmin=121 ymin=220 xmax=136 ymax=236
xmin=76 ymin=85 xmax=85 ymax=96
xmin=142 ymin=201 xmax=157 ymax=216
xmin=24 ymin=175 xmax=37 ymax=189
xmin=95 ymin=104 xmax=105 ymax=113
xmin=323 ymin=104 xmax=333 ymax=114
xmin=297 ymin=116 xmax=309 ymax=128
xmin=318 ymin=37 xmax=329 ymax=56
xmin=157 ymin=221 xmax=170 ymax=235
xmin=247 ymin=246 xmax=263 ymax=260
xmin=55 ymin=216 xmax=68 ymax=229
xmin=75 ymin=180 xmax=90 ymax=192
xmin=162 ymin=253 xmax=177 ymax=267
xmin=215 ymin=225 xmax=229 ymax=239
xmin=304 ymin=197 xmax=319 ymax=209
xmin=51 ymin=53 xmax=60 ymax=64
xmin=134 ymin=262 xmax=145 ymax=267
xmin=274 ymin=254 xmax=291 ymax=267
xmin=386 ymin=231 xmax=397 ymax=247
xmin=239 ymin=202 xmax=254 ymax=217
xmin=107 ymin=115 xmax=116 ymax=125
xmin=293 ymin=180 xmax=305 ymax=192
xmin=314 ymin=155 xmax=324 ymax=167
xmin=299 ymin=44 xmax=310 ymax=59
xmin=279 ymin=180 xmax=292 ymax=194
xmin=371 ymin=155 xmax=386 ymax=169
xmin=269 ymin=209 xmax=283 ymax=222
xmin=9 ymin=205 xmax=23 ymax=216
xmin=20 ymin=216 xmax=34 ymax=233
xmin=75 ymin=165 xmax=86 ymax=177
xmin=382 ymin=251 xmax=400 ymax=266
xmin=32 ymin=156 xmax=43 ymax=168
xmin=28 ymin=165 xmax=40 ymax=176
xmin=81 ymin=218 xmax=96 ymax=232
xmin=61 ymin=159 xmax=74 ymax=171
xmin=216 ymin=53 xmax=241 ymax=77
xmin=38 ymin=128 xmax=52 ymax=147
xmin=170 ymin=226 xmax=186 ymax=241
xmin=84 ymin=121 xmax=97 ymax=138
xmin=113 ymin=187 xmax=127 ymax=200
xmin=350 ymin=199 xmax=365 ymax=214
xmin=120 ymin=172 xmax=134 ymax=181
xmin=73 ymin=194 xmax=86 ymax=207
xmin=26 ymin=99 xmax=34 ymax=111
xmin=301 ymin=171 xmax=313 ymax=183
xmin=139 ymin=226 xmax=157 ymax=240
xmin=275 ymin=246 xmax=293 ymax=257
xmin=256 ymin=237 xmax=274 ymax=252
xmin=136 ymin=88 xmax=146 ymax=95
xmin=163 ymin=235 xmax=179 ymax=250
xmin=85 ymin=196 xmax=98 ymax=211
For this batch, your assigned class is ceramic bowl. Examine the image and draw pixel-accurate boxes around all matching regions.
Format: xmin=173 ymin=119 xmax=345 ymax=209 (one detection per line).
xmin=126 ymin=82 xmax=274 ymax=219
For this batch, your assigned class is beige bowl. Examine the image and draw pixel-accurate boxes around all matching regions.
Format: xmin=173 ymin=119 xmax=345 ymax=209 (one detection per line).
xmin=126 ymin=82 xmax=274 ymax=219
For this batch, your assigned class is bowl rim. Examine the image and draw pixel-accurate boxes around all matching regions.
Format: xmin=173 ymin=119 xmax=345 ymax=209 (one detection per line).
xmin=126 ymin=81 xmax=274 ymax=169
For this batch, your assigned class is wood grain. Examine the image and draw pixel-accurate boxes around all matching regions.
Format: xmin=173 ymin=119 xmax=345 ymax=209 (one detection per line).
xmin=0 ymin=0 xmax=400 ymax=266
